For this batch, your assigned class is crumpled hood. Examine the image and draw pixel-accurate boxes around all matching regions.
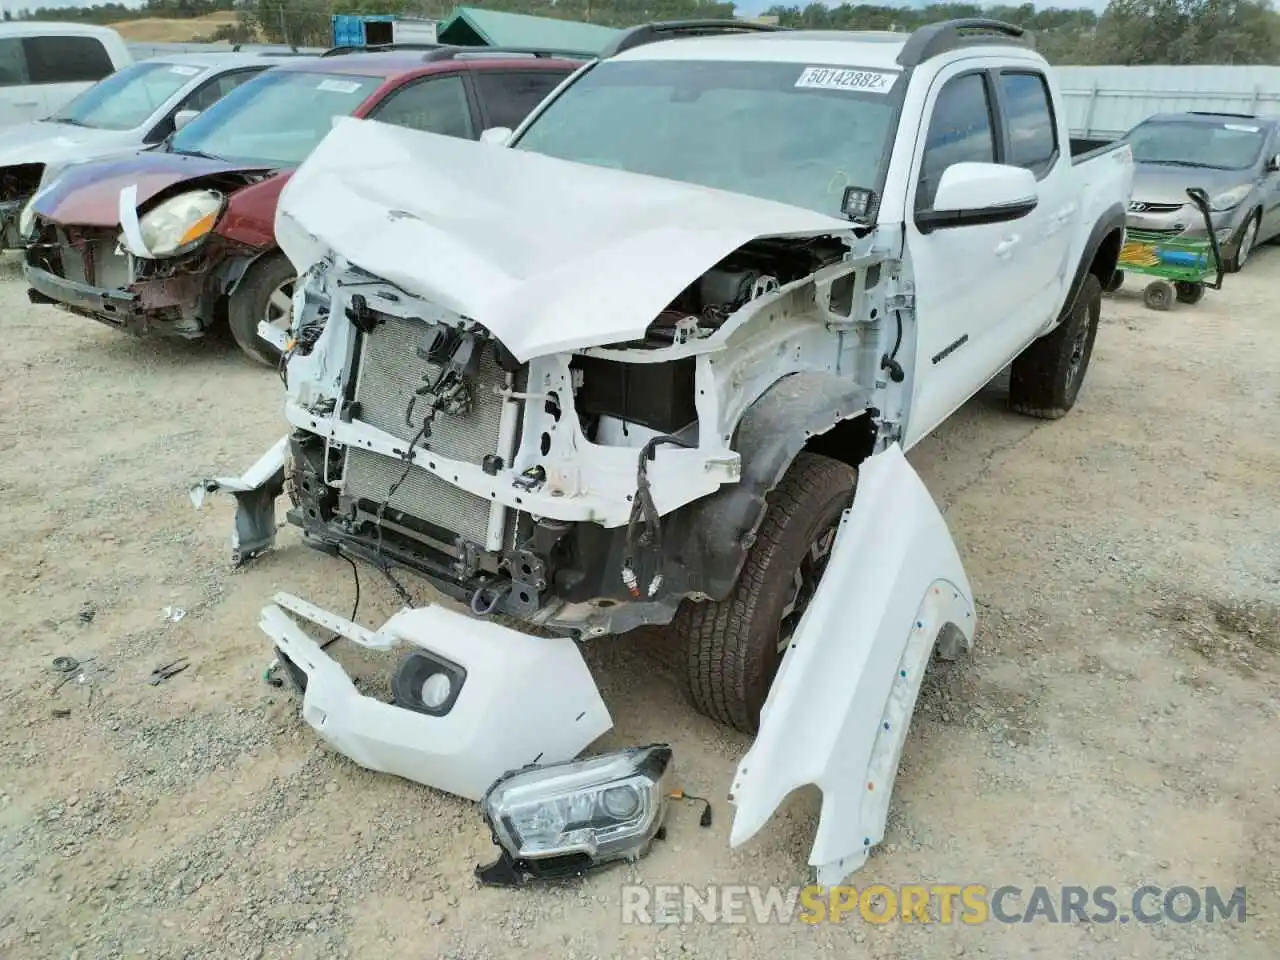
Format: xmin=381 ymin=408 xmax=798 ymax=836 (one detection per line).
xmin=33 ymin=149 xmax=276 ymax=229
xmin=0 ymin=121 xmax=133 ymax=170
xmin=276 ymin=117 xmax=852 ymax=362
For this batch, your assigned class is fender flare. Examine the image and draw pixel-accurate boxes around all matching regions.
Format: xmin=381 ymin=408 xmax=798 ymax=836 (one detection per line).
xmin=666 ymin=372 xmax=873 ymax=601
xmin=1064 ymin=202 xmax=1126 ymax=317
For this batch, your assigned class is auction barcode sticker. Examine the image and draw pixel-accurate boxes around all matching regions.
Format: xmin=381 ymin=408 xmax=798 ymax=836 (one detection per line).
xmin=795 ymin=66 xmax=898 ymax=94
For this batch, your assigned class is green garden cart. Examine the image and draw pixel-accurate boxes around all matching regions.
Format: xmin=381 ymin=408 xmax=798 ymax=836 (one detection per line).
xmin=1108 ymin=187 xmax=1225 ymax=311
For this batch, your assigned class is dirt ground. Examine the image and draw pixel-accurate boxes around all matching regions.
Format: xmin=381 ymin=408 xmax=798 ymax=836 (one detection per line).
xmin=0 ymin=246 xmax=1277 ymax=960
xmin=109 ymin=13 xmax=241 ymax=44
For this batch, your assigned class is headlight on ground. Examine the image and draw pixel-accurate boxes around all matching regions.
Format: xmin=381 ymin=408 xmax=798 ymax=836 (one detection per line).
xmin=18 ymin=195 xmax=37 ymax=239
xmin=476 ymin=744 xmax=672 ymax=885
xmin=138 ymin=189 xmax=223 ymax=257
xmin=1209 ymin=186 xmax=1250 ymax=212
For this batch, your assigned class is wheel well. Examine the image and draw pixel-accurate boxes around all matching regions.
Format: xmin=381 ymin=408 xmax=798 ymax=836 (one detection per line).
xmin=802 ymin=412 xmax=877 ymax=470
xmin=1090 ymin=226 xmax=1124 ymax=286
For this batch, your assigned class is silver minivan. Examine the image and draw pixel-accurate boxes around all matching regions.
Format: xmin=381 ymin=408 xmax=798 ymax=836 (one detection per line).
xmin=1121 ymin=111 xmax=1280 ymax=272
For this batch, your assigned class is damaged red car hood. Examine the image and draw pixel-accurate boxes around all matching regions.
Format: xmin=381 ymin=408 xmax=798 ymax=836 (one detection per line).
xmin=33 ymin=149 xmax=276 ymax=228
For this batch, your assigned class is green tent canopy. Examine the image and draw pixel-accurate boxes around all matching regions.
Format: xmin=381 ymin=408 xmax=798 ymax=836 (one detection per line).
xmin=438 ymin=6 xmax=623 ymax=55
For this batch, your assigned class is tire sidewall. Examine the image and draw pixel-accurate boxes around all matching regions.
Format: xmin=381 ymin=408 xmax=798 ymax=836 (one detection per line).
xmin=735 ymin=459 xmax=856 ymax=729
xmin=1061 ymin=273 xmax=1102 ymax=408
xmin=229 ymin=252 xmax=295 ymax=365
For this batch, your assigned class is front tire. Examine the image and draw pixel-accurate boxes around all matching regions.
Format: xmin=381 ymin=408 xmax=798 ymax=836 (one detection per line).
xmin=1008 ymin=273 xmax=1103 ymax=420
xmin=674 ymin=452 xmax=857 ymax=734
xmin=228 ymin=253 xmax=295 ymax=367
xmin=1227 ymin=211 xmax=1259 ymax=273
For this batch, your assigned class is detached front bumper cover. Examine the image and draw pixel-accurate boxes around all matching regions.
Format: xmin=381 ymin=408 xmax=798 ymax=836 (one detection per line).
xmin=258 ymin=591 xmax=613 ymax=802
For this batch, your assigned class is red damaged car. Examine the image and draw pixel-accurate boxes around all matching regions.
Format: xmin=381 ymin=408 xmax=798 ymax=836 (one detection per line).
xmin=22 ymin=47 xmax=583 ymax=365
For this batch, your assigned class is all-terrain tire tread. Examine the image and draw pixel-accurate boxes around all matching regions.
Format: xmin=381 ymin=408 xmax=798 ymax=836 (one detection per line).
xmin=674 ymin=453 xmax=858 ymax=733
xmin=1008 ymin=273 xmax=1102 ymax=420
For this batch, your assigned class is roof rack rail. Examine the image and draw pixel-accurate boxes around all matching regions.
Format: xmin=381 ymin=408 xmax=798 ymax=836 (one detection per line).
xmin=601 ymin=19 xmax=788 ymax=58
xmin=422 ymin=45 xmax=596 ymax=61
xmin=896 ymin=18 xmax=1033 ymax=67
xmin=320 ymin=42 xmax=444 ymax=57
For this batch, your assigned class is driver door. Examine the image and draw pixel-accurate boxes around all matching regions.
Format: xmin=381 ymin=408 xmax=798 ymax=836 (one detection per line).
xmin=901 ymin=62 xmax=1023 ymax=449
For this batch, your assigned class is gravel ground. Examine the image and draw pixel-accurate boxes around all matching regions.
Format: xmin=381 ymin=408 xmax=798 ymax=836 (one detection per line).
xmin=1 ymin=247 xmax=1277 ymax=960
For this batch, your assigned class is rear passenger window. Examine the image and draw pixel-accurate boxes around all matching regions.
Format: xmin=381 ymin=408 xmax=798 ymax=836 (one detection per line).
xmin=474 ymin=71 xmax=566 ymax=129
xmin=917 ymin=73 xmax=996 ymax=210
xmin=0 ymin=38 xmax=29 ymax=87
xmin=369 ymin=74 xmax=474 ymax=139
xmin=23 ymin=36 xmax=115 ymax=85
xmin=999 ymin=72 xmax=1057 ymax=175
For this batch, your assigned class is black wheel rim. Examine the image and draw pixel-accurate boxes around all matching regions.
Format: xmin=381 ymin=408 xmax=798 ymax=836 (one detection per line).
xmin=777 ymin=522 xmax=840 ymax=652
xmin=1064 ymin=297 xmax=1095 ymax=392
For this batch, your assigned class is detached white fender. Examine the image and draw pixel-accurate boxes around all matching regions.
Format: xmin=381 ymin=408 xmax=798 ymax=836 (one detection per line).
xmin=728 ymin=443 xmax=975 ymax=886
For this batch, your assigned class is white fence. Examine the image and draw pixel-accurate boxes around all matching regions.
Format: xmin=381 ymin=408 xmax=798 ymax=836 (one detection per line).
xmin=1056 ymin=66 xmax=1280 ymax=139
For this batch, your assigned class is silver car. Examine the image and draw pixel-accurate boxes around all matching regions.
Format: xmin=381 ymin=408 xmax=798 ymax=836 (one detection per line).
xmin=1121 ymin=111 xmax=1280 ymax=272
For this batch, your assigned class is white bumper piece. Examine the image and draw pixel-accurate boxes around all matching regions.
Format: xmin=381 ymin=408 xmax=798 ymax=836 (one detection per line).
xmin=260 ymin=592 xmax=613 ymax=801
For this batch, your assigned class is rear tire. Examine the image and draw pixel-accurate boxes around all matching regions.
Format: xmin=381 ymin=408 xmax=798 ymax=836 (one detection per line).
xmin=1174 ymin=281 xmax=1205 ymax=305
xmin=228 ymin=253 xmax=295 ymax=367
xmin=674 ymin=452 xmax=857 ymax=734
xmin=1102 ymin=269 xmax=1124 ymax=293
xmin=1008 ymin=273 xmax=1102 ymax=420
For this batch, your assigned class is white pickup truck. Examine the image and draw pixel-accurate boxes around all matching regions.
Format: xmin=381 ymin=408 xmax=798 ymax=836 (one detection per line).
xmin=198 ymin=19 xmax=1133 ymax=886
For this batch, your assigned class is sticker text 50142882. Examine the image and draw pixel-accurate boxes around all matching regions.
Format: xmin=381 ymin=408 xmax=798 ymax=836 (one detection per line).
xmin=794 ymin=66 xmax=898 ymax=94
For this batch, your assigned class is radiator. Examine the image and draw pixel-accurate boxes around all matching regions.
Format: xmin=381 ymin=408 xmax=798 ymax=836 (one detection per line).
xmin=344 ymin=314 xmax=508 ymax=548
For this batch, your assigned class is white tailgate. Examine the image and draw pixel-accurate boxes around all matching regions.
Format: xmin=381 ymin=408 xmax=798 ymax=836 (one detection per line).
xmin=728 ymin=443 xmax=975 ymax=885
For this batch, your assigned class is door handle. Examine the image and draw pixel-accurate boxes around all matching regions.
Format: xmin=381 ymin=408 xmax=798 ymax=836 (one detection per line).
xmin=14 ymin=100 xmax=39 ymax=107
xmin=995 ymin=235 xmax=1020 ymax=257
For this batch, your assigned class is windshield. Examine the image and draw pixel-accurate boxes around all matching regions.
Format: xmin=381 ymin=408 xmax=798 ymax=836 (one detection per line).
xmin=513 ymin=59 xmax=899 ymax=216
xmin=170 ymin=70 xmax=382 ymax=166
xmin=1125 ymin=119 xmax=1267 ymax=171
xmin=50 ymin=61 xmax=203 ymax=131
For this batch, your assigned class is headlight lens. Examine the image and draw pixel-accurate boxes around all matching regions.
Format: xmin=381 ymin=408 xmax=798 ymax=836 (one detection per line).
xmin=477 ymin=744 xmax=672 ymax=885
xmin=1209 ymin=185 xmax=1251 ymax=212
xmin=18 ymin=195 xmax=38 ymax=238
xmin=138 ymin=189 xmax=222 ymax=257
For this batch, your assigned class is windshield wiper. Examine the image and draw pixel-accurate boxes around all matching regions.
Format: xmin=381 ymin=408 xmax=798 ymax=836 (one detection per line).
xmin=1140 ymin=159 xmax=1211 ymax=168
xmin=52 ymin=117 xmax=88 ymax=127
xmin=169 ymin=146 xmax=224 ymax=161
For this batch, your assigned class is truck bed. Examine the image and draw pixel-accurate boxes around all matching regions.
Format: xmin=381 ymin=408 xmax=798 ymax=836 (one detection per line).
xmin=1070 ymin=136 xmax=1124 ymax=165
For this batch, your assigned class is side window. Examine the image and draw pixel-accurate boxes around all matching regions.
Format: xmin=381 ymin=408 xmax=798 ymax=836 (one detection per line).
xmin=916 ymin=73 xmax=996 ymax=211
xmin=23 ymin=36 xmax=115 ymax=85
xmin=999 ymin=71 xmax=1057 ymax=175
xmin=368 ymin=75 xmax=474 ymax=139
xmin=181 ymin=68 xmax=264 ymax=113
xmin=0 ymin=38 xmax=29 ymax=88
xmin=473 ymin=70 xmax=566 ymax=130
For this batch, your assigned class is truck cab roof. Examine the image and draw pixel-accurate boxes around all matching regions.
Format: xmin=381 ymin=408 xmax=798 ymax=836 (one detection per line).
xmin=607 ymin=18 xmax=1043 ymax=70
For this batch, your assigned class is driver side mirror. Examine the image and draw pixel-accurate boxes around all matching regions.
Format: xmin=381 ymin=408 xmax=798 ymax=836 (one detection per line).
xmin=1266 ymin=153 xmax=1280 ymax=173
xmin=173 ymin=109 xmax=200 ymax=132
xmin=916 ymin=162 xmax=1039 ymax=233
xmin=479 ymin=126 xmax=513 ymax=146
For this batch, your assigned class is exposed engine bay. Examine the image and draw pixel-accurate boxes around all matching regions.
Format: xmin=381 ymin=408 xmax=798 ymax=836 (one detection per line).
xmin=272 ymin=229 xmax=893 ymax=638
